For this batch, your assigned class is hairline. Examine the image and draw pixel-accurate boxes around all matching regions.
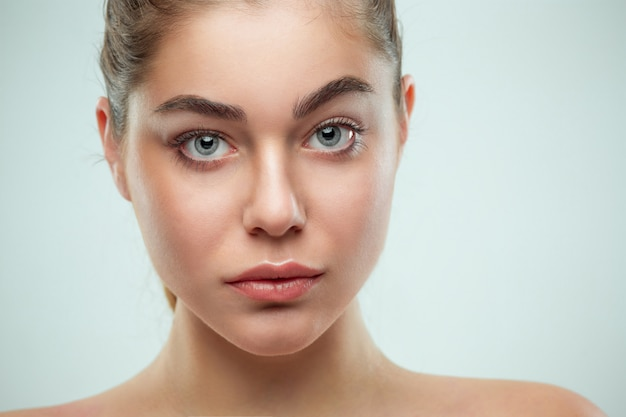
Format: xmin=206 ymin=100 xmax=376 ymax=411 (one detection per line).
xmin=109 ymin=0 xmax=401 ymax=140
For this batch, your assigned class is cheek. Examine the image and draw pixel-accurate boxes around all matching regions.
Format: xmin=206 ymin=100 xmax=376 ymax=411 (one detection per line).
xmin=310 ymin=148 xmax=397 ymax=277
xmin=124 ymin=144 xmax=239 ymax=291
xmin=124 ymin=129 xmax=399 ymax=301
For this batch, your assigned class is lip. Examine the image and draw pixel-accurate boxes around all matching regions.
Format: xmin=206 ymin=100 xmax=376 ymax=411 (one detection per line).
xmin=225 ymin=261 xmax=323 ymax=302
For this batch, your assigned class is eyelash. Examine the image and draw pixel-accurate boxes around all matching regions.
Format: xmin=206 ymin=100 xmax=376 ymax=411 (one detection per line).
xmin=168 ymin=117 xmax=368 ymax=171
xmin=306 ymin=117 xmax=368 ymax=160
xmin=167 ymin=129 xmax=232 ymax=171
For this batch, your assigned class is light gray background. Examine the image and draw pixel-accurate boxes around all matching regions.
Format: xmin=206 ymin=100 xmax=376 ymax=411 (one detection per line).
xmin=0 ymin=0 xmax=624 ymax=415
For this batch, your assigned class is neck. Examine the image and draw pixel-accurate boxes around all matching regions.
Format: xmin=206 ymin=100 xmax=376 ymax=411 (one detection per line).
xmin=151 ymin=300 xmax=388 ymax=416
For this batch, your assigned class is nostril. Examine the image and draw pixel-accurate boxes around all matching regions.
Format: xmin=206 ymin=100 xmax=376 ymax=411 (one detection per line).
xmin=243 ymin=193 xmax=306 ymax=238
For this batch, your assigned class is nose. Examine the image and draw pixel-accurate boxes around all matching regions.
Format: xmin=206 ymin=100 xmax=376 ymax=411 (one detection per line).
xmin=242 ymin=149 xmax=306 ymax=238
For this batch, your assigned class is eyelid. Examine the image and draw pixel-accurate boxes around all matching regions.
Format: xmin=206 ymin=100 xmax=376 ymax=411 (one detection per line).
xmin=318 ymin=116 xmax=365 ymax=133
xmin=302 ymin=117 xmax=366 ymax=150
xmin=168 ymin=128 xmax=228 ymax=147
xmin=304 ymin=117 xmax=366 ymax=144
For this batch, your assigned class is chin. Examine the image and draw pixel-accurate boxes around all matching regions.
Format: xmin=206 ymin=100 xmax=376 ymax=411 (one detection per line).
xmin=218 ymin=310 xmax=331 ymax=357
xmin=234 ymin=336 xmax=314 ymax=357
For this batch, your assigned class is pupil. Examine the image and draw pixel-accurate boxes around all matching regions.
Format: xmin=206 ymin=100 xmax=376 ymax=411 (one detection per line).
xmin=318 ymin=126 xmax=341 ymax=146
xmin=194 ymin=136 xmax=218 ymax=155
xmin=322 ymin=127 xmax=335 ymax=139
xmin=200 ymin=137 xmax=214 ymax=149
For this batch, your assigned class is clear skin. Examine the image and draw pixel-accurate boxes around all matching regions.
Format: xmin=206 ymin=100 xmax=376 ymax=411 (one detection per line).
xmin=118 ymin=3 xmax=403 ymax=358
xmin=1 ymin=2 xmax=605 ymax=416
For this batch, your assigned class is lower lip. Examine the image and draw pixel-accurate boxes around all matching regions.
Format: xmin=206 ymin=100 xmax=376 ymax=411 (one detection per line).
xmin=227 ymin=276 xmax=320 ymax=302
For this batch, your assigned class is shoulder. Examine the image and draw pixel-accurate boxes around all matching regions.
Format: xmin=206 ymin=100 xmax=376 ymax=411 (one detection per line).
xmin=0 ymin=373 xmax=174 ymax=417
xmin=0 ymin=400 xmax=103 ymax=417
xmin=436 ymin=376 xmax=606 ymax=417
xmin=395 ymin=371 xmax=606 ymax=417
xmin=475 ymin=379 xmax=605 ymax=417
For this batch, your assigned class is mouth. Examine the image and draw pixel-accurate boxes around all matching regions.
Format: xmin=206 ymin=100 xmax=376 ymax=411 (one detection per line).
xmin=225 ymin=261 xmax=323 ymax=302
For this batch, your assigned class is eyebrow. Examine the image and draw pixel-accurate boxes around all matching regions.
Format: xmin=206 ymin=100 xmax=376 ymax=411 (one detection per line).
xmin=153 ymin=76 xmax=374 ymax=121
xmin=154 ymin=95 xmax=247 ymax=122
xmin=293 ymin=76 xmax=374 ymax=119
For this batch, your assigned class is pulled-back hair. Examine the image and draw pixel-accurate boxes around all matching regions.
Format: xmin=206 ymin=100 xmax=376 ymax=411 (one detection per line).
xmin=100 ymin=0 xmax=403 ymax=138
xmin=99 ymin=0 xmax=404 ymax=310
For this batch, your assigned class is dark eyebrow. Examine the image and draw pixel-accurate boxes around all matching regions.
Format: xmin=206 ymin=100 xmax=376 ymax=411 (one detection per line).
xmin=154 ymin=95 xmax=247 ymax=122
xmin=153 ymin=76 xmax=372 ymax=121
xmin=293 ymin=76 xmax=374 ymax=119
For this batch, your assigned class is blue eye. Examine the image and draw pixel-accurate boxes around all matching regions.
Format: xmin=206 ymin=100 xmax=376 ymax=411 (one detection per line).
xmin=307 ymin=124 xmax=355 ymax=151
xmin=182 ymin=132 xmax=234 ymax=160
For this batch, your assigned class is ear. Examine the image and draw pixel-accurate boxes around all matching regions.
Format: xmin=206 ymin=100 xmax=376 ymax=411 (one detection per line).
xmin=395 ymin=75 xmax=415 ymax=165
xmin=96 ymin=97 xmax=131 ymax=201
xmin=399 ymin=74 xmax=415 ymax=146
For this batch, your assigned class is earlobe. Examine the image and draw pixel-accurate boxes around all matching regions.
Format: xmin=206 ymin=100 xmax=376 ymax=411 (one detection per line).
xmin=96 ymin=97 xmax=131 ymax=201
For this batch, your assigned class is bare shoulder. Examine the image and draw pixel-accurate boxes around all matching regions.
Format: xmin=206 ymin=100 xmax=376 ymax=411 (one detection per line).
xmin=0 ymin=400 xmax=101 ymax=417
xmin=470 ymin=378 xmax=606 ymax=417
xmin=412 ymin=373 xmax=607 ymax=417
xmin=0 ymin=370 xmax=176 ymax=417
xmin=389 ymin=368 xmax=606 ymax=417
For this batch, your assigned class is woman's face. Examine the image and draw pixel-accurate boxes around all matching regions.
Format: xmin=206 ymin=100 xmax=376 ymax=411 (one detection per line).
xmin=102 ymin=2 xmax=412 ymax=356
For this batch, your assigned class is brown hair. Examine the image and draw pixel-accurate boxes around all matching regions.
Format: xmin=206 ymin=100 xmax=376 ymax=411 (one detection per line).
xmin=99 ymin=0 xmax=404 ymax=310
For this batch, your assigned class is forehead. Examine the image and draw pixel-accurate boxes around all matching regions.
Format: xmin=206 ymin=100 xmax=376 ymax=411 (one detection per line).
xmin=137 ymin=2 xmax=393 ymax=113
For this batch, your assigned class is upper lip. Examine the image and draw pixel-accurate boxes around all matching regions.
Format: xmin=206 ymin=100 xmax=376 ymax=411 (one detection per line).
xmin=226 ymin=261 xmax=323 ymax=283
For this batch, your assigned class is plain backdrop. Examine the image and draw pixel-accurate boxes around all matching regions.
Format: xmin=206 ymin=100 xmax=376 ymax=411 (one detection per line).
xmin=0 ymin=0 xmax=624 ymax=415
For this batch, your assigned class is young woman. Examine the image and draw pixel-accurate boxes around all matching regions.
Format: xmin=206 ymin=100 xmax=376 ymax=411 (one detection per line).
xmin=3 ymin=0 xmax=606 ymax=415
